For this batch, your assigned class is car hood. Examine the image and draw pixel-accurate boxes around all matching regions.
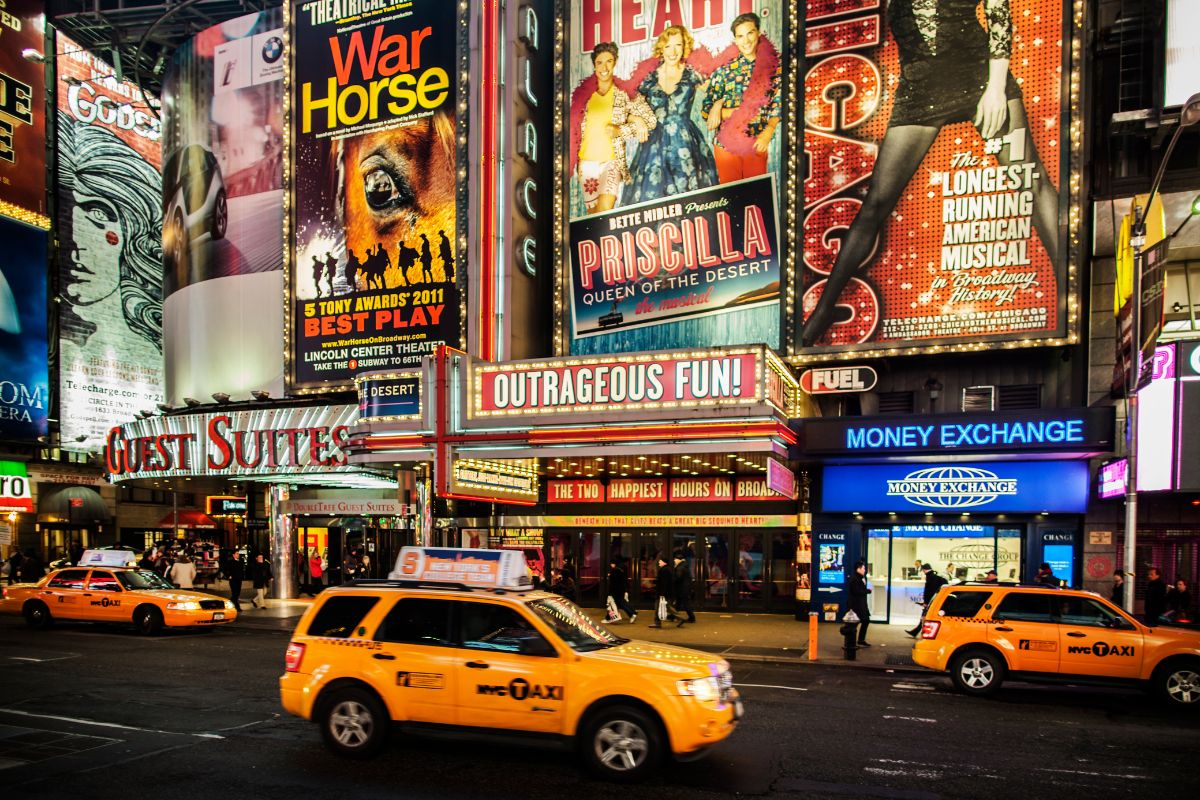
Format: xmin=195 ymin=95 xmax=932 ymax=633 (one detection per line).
xmin=134 ymin=589 xmax=225 ymax=603
xmin=582 ymin=639 xmax=729 ymax=677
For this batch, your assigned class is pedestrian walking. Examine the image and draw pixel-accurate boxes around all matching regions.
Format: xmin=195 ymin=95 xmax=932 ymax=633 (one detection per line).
xmin=309 ymin=551 xmax=324 ymax=593
xmin=1034 ymin=562 xmax=1062 ymax=587
xmin=168 ymin=554 xmax=196 ymax=589
xmin=672 ymin=551 xmax=696 ymax=627
xmin=17 ymin=549 xmax=44 ymax=582
xmin=222 ymin=549 xmax=245 ymax=610
xmin=1166 ymin=578 xmax=1191 ymax=622
xmin=650 ymin=555 xmax=674 ymax=628
xmin=549 ymin=567 xmax=578 ymax=603
xmin=342 ymin=551 xmax=359 ymax=583
xmin=848 ymin=560 xmax=872 ymax=647
xmin=250 ymin=553 xmax=273 ymax=609
xmin=906 ymin=564 xmax=947 ymax=637
xmin=605 ymin=558 xmax=636 ymax=623
xmin=1144 ymin=567 xmax=1168 ymax=625
xmin=1110 ymin=569 xmax=1126 ymax=605
xmin=6 ymin=548 xmax=23 ymax=585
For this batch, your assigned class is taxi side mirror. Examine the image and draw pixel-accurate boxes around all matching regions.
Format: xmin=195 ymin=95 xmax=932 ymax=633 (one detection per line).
xmin=519 ymin=637 xmax=555 ymax=657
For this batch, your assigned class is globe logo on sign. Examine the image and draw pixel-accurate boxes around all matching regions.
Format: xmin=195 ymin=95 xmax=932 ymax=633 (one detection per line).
xmin=886 ymin=466 xmax=1018 ymax=509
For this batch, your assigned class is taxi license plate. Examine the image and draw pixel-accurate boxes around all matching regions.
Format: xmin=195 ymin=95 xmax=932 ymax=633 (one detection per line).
xmin=212 ymin=612 xmax=226 ymax=621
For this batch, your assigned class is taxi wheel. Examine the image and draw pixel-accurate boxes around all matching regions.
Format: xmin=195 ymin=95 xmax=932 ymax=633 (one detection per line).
xmin=23 ymin=602 xmax=53 ymax=629
xmin=1154 ymin=660 xmax=1200 ymax=708
xmin=135 ymin=606 xmax=164 ymax=636
xmin=581 ymin=705 xmax=663 ymax=782
xmin=950 ymin=649 xmax=1006 ymax=696
xmin=318 ymin=687 xmax=389 ymax=758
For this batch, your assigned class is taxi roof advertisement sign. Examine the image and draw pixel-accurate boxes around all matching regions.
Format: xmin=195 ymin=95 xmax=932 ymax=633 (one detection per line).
xmin=389 ymin=547 xmax=531 ymax=589
xmin=798 ymin=0 xmax=1079 ymax=360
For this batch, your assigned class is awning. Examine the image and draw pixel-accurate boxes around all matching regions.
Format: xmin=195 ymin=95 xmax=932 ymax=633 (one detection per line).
xmin=157 ymin=509 xmax=218 ymax=529
xmin=38 ymin=486 xmax=111 ymax=524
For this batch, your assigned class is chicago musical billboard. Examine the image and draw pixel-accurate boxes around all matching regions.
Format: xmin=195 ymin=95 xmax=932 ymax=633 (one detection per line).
xmin=56 ymin=34 xmax=164 ymax=450
xmin=0 ymin=1 xmax=46 ymax=226
xmin=799 ymin=0 xmax=1075 ymax=357
xmin=290 ymin=0 xmax=462 ymax=392
xmin=567 ymin=0 xmax=784 ymax=355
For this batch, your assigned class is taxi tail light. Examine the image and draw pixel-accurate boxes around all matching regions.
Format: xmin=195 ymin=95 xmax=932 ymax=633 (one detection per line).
xmin=920 ymin=620 xmax=941 ymax=639
xmin=285 ymin=642 xmax=306 ymax=673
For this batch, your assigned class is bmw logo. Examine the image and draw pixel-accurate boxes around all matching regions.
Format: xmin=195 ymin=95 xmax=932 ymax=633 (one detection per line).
xmin=262 ymin=36 xmax=283 ymax=64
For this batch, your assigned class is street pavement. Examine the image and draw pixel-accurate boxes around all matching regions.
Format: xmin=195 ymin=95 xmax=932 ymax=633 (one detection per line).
xmin=0 ymin=614 xmax=1196 ymax=799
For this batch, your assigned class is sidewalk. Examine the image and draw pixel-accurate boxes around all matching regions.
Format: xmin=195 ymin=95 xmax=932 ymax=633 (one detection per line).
xmin=218 ymin=583 xmax=925 ymax=672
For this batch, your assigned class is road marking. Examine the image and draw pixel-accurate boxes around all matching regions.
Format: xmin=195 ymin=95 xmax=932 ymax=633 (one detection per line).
xmin=0 ymin=709 xmax=224 ymax=739
xmin=7 ymin=656 xmax=75 ymax=663
xmin=891 ymin=682 xmax=935 ymax=692
xmin=882 ymin=715 xmax=937 ymax=723
xmin=1036 ymin=767 xmax=1148 ymax=781
xmin=734 ymin=683 xmax=808 ymax=692
xmin=864 ymin=767 xmax=942 ymax=780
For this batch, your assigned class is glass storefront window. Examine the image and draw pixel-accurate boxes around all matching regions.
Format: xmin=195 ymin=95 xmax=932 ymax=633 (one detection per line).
xmin=770 ymin=532 xmax=797 ymax=605
xmin=735 ymin=532 xmax=764 ymax=601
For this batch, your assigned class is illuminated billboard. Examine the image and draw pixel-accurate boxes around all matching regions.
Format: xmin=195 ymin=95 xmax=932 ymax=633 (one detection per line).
xmin=0 ymin=1 xmax=46 ymax=227
xmin=798 ymin=0 xmax=1081 ymax=359
xmin=0 ymin=217 xmax=48 ymax=439
xmin=288 ymin=0 xmax=463 ymax=392
xmin=56 ymin=34 xmax=164 ymax=450
xmin=161 ymin=9 xmax=286 ymax=405
xmin=564 ymin=0 xmax=788 ymax=355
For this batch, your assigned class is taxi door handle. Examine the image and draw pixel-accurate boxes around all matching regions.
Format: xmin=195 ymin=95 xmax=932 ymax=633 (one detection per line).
xmin=372 ymin=653 xmax=396 ymax=661
xmin=994 ymin=626 xmax=1013 ymax=632
xmin=465 ymin=661 xmax=489 ymax=669
xmin=1066 ymin=631 xmax=1087 ymax=638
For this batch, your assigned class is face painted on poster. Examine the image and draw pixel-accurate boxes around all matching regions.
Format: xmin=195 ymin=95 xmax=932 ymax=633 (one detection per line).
xmin=67 ymin=193 xmax=122 ymax=305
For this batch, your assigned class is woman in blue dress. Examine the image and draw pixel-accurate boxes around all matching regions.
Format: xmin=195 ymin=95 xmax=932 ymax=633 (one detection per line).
xmin=622 ymin=26 xmax=718 ymax=206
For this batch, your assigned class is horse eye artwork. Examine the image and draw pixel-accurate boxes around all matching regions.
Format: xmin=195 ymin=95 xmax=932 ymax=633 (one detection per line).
xmin=363 ymin=168 xmax=411 ymax=211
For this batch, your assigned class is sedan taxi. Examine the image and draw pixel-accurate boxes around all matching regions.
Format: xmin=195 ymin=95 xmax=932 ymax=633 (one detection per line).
xmin=1 ymin=551 xmax=237 ymax=635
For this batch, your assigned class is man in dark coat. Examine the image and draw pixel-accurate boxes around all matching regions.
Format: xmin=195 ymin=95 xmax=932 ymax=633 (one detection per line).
xmin=651 ymin=555 xmax=674 ymax=628
xmin=607 ymin=558 xmax=636 ymax=623
xmin=17 ymin=549 xmax=45 ymax=583
xmin=1145 ymin=567 xmax=1168 ymax=625
xmin=6 ymin=548 xmax=23 ymax=585
xmin=222 ymin=549 xmax=245 ymax=611
xmin=906 ymin=563 xmax=946 ymax=637
xmin=848 ymin=560 xmax=872 ymax=646
xmin=672 ymin=552 xmax=696 ymax=627
xmin=250 ymin=553 xmax=273 ymax=609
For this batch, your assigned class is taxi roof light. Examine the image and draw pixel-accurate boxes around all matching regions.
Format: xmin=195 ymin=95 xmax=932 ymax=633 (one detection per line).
xmin=387 ymin=547 xmax=533 ymax=591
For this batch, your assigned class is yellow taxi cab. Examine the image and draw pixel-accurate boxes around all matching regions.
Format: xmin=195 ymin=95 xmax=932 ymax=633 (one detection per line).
xmin=279 ymin=547 xmax=742 ymax=781
xmin=0 ymin=549 xmax=238 ymax=635
xmin=912 ymin=582 xmax=1200 ymax=706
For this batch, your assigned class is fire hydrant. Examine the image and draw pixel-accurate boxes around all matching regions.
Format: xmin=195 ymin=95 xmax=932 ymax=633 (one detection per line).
xmin=840 ymin=621 xmax=858 ymax=660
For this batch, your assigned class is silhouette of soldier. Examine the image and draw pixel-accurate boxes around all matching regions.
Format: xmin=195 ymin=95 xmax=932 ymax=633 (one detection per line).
xmin=419 ymin=233 xmax=434 ymax=283
xmin=311 ymin=254 xmax=325 ymax=297
xmin=438 ymin=229 xmax=455 ymax=283
xmin=376 ymin=242 xmax=392 ymax=290
xmin=393 ymin=241 xmax=409 ymax=287
xmin=324 ymin=252 xmax=338 ymax=293
xmin=345 ymin=249 xmax=361 ymax=291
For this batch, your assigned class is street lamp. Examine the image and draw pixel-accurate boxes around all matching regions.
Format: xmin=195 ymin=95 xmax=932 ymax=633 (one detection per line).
xmin=1123 ymin=91 xmax=1200 ymax=613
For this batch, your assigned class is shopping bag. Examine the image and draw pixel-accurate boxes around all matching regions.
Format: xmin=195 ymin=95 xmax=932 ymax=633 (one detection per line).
xmin=605 ymin=595 xmax=620 ymax=621
xmin=657 ymin=595 xmax=668 ymax=621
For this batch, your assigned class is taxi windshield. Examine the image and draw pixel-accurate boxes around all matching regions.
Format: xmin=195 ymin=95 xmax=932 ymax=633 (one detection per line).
xmin=116 ymin=570 xmax=174 ymax=590
xmin=526 ymin=596 xmax=627 ymax=652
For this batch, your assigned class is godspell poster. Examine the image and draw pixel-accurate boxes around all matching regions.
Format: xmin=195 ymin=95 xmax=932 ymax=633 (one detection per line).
xmin=56 ymin=34 xmax=164 ymax=450
xmin=799 ymin=0 xmax=1069 ymax=356
xmin=567 ymin=0 xmax=784 ymax=355
xmin=0 ymin=218 xmax=48 ymax=439
xmin=291 ymin=0 xmax=460 ymax=391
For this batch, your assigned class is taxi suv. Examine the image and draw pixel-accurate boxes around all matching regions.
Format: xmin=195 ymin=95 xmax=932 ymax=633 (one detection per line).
xmin=912 ymin=582 xmax=1200 ymax=707
xmin=1 ymin=562 xmax=238 ymax=635
xmin=280 ymin=547 xmax=742 ymax=782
